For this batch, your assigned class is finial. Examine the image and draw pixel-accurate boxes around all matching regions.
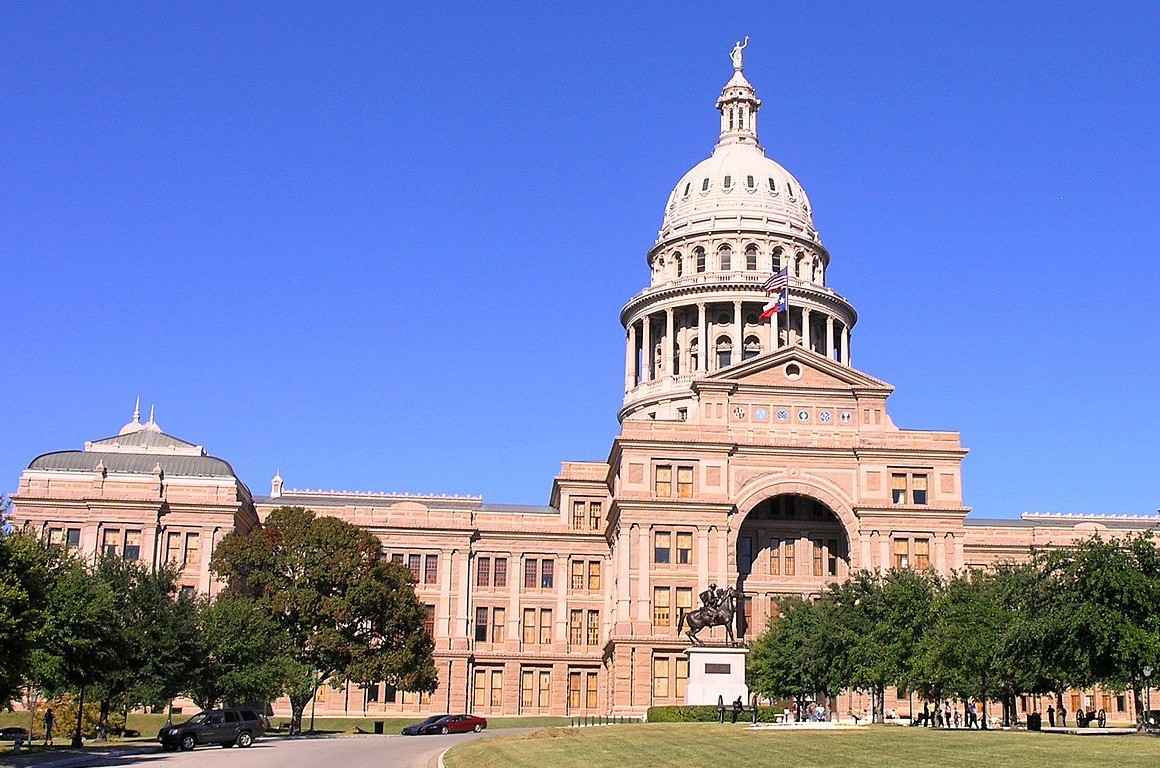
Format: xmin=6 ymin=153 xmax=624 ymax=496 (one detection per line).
xmin=730 ymin=35 xmax=749 ymax=71
xmin=148 ymin=404 xmax=155 ymax=424
xmin=132 ymin=396 xmax=141 ymax=424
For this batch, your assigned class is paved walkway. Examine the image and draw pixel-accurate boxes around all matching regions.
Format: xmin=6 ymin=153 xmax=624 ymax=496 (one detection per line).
xmin=0 ymin=731 xmax=514 ymax=768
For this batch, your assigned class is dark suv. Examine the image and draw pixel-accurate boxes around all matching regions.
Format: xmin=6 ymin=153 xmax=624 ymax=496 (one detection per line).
xmin=158 ymin=708 xmax=266 ymax=751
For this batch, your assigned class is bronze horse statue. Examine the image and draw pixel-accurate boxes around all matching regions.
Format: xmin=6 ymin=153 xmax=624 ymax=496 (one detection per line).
xmin=679 ymin=585 xmax=738 ymax=645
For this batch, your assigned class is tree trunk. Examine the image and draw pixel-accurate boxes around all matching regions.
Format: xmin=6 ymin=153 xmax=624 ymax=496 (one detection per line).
xmin=289 ymin=694 xmax=310 ymax=735
xmin=1132 ymin=683 xmax=1145 ymax=732
xmin=98 ymin=698 xmax=110 ymax=741
xmin=981 ymin=687 xmax=988 ymax=730
xmin=71 ymin=687 xmax=86 ymax=748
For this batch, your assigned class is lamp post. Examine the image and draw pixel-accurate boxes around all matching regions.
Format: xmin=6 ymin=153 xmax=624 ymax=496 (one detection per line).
xmin=1144 ymin=666 xmax=1153 ymax=728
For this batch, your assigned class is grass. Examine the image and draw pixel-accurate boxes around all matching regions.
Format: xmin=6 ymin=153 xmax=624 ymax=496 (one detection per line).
xmin=444 ymin=723 xmax=1160 ymax=768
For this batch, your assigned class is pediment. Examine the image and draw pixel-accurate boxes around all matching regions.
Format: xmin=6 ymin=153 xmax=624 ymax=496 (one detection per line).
xmin=699 ymin=346 xmax=893 ymax=393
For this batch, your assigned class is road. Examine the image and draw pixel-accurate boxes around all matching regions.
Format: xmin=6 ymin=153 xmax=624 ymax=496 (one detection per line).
xmin=3 ymin=731 xmax=515 ymax=768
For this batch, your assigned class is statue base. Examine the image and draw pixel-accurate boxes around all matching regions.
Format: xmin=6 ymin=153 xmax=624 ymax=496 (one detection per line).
xmin=684 ymin=645 xmax=749 ymax=706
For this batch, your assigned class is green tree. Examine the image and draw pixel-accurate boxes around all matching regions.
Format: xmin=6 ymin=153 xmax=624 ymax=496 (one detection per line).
xmin=0 ymin=529 xmax=60 ymax=707
xmin=211 ymin=506 xmax=437 ymax=732
xmin=749 ymin=597 xmax=843 ymax=720
xmin=189 ymin=594 xmax=293 ymax=709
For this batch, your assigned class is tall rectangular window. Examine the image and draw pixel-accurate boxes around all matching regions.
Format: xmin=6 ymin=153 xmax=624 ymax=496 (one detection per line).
xmin=524 ymin=559 xmax=537 ymax=589
xmin=676 ymin=532 xmax=693 ymax=564
xmin=123 ymin=529 xmax=141 ymax=561
xmin=569 ymin=671 xmax=582 ymax=709
xmin=490 ymin=670 xmax=503 ymax=707
xmin=571 ymin=560 xmax=585 ymax=590
xmin=475 ymin=607 xmax=489 ymax=642
xmin=586 ymin=671 xmax=598 ymax=708
xmin=675 ymin=658 xmax=689 ymax=698
xmin=407 ymin=554 xmax=421 ymax=582
xmin=827 ymin=538 xmax=839 ymax=576
xmin=569 ymin=609 xmax=583 ymax=645
xmin=48 ymin=528 xmax=65 ymax=547
xmin=653 ymin=586 xmax=670 ymax=627
xmin=676 ymin=587 xmax=692 ymax=627
xmin=743 ymin=595 xmax=753 ymax=635
xmin=477 ymin=556 xmax=491 ymax=587
xmin=893 ymin=539 xmax=910 ymax=570
xmin=769 ymin=537 xmax=781 ymax=575
xmin=424 ymin=554 xmax=438 ymax=584
xmin=65 ymin=528 xmax=81 ymax=550
xmin=812 ymin=539 xmax=823 ymax=577
xmin=473 ymin=669 xmax=486 ymax=708
xmin=522 ymin=608 xmax=536 ymax=644
xmin=540 ymin=559 xmax=554 ymax=589
xmin=423 ymin=604 xmax=435 ymax=637
xmin=166 ymin=531 xmax=182 ymax=565
xmin=102 ymin=528 xmax=121 ymax=558
xmin=572 ymin=500 xmax=586 ymax=529
xmin=914 ymin=539 xmax=930 ymax=570
xmin=492 ymin=607 xmax=505 ymax=643
xmin=740 ymin=536 xmax=753 ymax=574
xmin=891 ymin=473 xmax=908 ymax=505
xmin=494 ymin=557 xmax=507 ymax=587
xmin=588 ymin=502 xmax=601 ymax=530
xmin=653 ymin=658 xmax=669 ymax=698
xmin=587 ymin=610 xmax=600 ymax=646
xmin=539 ymin=609 xmax=552 ymax=644
xmin=521 ymin=671 xmax=534 ymax=708
xmin=677 ymin=466 xmax=694 ymax=498
xmin=538 ymin=670 xmax=550 ymax=707
xmin=185 ymin=533 xmax=200 ymax=568
xmin=784 ymin=539 xmax=795 ymax=576
xmin=391 ymin=553 xmax=404 ymax=567
xmin=655 ymin=531 xmax=671 ymax=564
xmin=912 ymin=474 xmax=928 ymax=505
xmin=588 ymin=560 xmax=601 ymax=591
xmin=655 ymin=465 xmax=673 ymax=497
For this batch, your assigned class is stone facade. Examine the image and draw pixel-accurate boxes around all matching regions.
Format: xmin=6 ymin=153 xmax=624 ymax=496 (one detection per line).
xmin=8 ymin=48 xmax=1157 ymax=722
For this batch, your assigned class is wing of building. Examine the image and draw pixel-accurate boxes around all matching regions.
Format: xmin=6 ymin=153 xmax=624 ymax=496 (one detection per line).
xmin=9 ymin=48 xmax=1157 ymax=722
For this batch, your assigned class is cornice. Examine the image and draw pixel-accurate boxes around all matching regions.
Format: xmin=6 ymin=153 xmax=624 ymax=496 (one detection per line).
xmin=648 ymin=227 xmax=830 ymax=264
xmin=856 ymin=505 xmax=971 ymax=518
xmin=620 ymin=280 xmax=856 ymax=327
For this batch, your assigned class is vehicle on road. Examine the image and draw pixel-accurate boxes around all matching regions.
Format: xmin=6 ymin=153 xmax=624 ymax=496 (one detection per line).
xmin=158 ymin=707 xmax=266 ymax=751
xmin=401 ymin=714 xmax=487 ymax=735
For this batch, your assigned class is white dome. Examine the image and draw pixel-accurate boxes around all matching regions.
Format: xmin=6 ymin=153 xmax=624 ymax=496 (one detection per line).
xmin=659 ymin=142 xmax=817 ymax=242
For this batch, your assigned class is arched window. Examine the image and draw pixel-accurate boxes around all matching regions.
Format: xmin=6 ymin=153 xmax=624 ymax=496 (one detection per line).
xmin=674 ymin=252 xmax=683 ymax=277
xmin=728 ymin=108 xmax=734 ymax=131
xmin=787 ymin=182 xmax=796 ymax=200
xmin=746 ymin=175 xmax=755 ymax=189
xmin=718 ymin=245 xmax=732 ymax=271
xmin=745 ymin=245 xmax=758 ymax=271
xmin=768 ymin=178 xmax=776 ymax=193
xmin=673 ymin=343 xmax=682 ymax=376
xmin=771 ymin=246 xmax=783 ymax=273
xmin=701 ymin=178 xmax=710 ymax=192
xmin=743 ymin=335 xmax=762 ymax=361
xmin=715 ymin=336 xmax=733 ymax=370
xmin=683 ymin=182 xmax=691 ymax=197
xmin=695 ymin=247 xmax=706 ymax=273
xmin=794 ymin=253 xmax=804 ymax=278
xmin=724 ymin=175 xmax=733 ymax=189
xmin=689 ymin=337 xmax=699 ymax=371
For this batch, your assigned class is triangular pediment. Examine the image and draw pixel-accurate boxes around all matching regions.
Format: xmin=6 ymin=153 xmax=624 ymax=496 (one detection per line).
xmin=698 ymin=346 xmax=893 ymax=393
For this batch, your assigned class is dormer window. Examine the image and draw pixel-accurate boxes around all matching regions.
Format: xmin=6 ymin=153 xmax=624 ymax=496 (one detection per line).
xmin=723 ymin=175 xmax=732 ymax=189
xmin=768 ymin=178 xmax=777 ymax=193
xmin=746 ymin=175 xmax=755 ymax=189
xmin=787 ymin=182 xmax=796 ymax=200
xmin=683 ymin=182 xmax=691 ymax=197
xmin=701 ymin=178 xmax=710 ymax=192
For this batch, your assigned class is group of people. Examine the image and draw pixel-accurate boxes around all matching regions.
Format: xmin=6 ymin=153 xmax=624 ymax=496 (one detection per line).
xmin=908 ymin=701 xmax=981 ymax=729
xmin=1045 ymin=703 xmax=1106 ymax=728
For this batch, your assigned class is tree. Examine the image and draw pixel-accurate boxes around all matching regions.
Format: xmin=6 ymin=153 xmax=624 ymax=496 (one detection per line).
xmin=749 ymin=597 xmax=843 ymax=720
xmin=211 ymin=506 xmax=437 ymax=732
xmin=0 ymin=530 xmax=60 ymax=707
xmin=189 ymin=595 xmax=293 ymax=710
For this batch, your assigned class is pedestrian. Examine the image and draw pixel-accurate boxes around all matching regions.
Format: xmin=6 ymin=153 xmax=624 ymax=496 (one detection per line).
xmin=43 ymin=708 xmax=55 ymax=746
xmin=732 ymin=696 xmax=742 ymax=724
xmin=944 ymin=705 xmax=951 ymax=728
xmin=922 ymin=701 xmax=930 ymax=727
xmin=1097 ymin=708 xmax=1106 ymax=728
xmin=968 ymin=702 xmax=977 ymax=729
xmin=1047 ymin=704 xmax=1055 ymax=727
xmin=717 ymin=694 xmax=726 ymax=724
xmin=1059 ymin=704 xmax=1067 ymax=728
xmin=953 ymin=709 xmax=961 ymax=728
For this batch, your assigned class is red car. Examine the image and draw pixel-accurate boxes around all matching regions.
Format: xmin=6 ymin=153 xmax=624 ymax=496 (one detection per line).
xmin=401 ymin=714 xmax=487 ymax=735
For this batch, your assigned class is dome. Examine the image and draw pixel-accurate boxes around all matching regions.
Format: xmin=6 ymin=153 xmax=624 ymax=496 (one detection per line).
xmin=659 ymin=142 xmax=817 ymax=242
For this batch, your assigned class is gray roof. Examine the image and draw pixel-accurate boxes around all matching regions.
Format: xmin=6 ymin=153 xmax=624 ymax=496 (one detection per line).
xmin=28 ymin=450 xmax=236 ymax=479
xmin=480 ymin=503 xmax=557 ymax=515
xmin=87 ymin=430 xmax=201 ymax=452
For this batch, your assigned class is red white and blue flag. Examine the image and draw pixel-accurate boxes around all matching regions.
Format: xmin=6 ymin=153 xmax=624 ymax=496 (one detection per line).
xmin=760 ymin=268 xmax=789 ymax=319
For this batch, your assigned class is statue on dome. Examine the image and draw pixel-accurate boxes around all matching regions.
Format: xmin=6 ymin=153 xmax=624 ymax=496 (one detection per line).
xmin=730 ymin=36 xmax=749 ymax=70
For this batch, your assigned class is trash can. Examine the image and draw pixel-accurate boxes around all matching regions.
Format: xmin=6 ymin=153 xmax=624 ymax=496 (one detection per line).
xmin=1028 ymin=712 xmax=1041 ymax=731
xmin=373 ymin=720 xmax=384 ymax=735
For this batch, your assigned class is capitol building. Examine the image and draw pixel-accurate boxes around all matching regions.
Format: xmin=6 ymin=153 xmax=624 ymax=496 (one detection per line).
xmin=10 ymin=47 xmax=1156 ymax=721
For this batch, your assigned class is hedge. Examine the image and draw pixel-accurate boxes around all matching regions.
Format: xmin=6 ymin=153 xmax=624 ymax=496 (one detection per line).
xmin=647 ymin=705 xmax=785 ymax=723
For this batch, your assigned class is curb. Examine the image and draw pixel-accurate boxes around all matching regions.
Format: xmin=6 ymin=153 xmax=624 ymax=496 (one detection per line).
xmin=437 ymin=746 xmax=450 ymax=768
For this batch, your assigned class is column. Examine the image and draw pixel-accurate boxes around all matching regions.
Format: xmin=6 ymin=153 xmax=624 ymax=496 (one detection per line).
xmin=664 ymin=307 xmax=674 ymax=379
xmin=637 ymin=524 xmax=651 ymax=623
xmin=697 ymin=526 xmax=709 ymax=594
xmin=802 ymin=307 xmax=812 ymax=351
xmin=826 ymin=315 xmax=835 ymax=360
xmin=733 ymin=300 xmax=742 ymax=364
xmin=556 ymin=554 xmax=567 ymax=643
xmin=624 ymin=323 xmax=636 ymax=392
xmin=616 ymin=530 xmax=631 ymax=623
xmin=697 ymin=302 xmax=707 ymax=372
xmin=456 ymin=548 xmax=471 ymax=641
xmin=841 ymin=325 xmax=850 ymax=367
xmin=642 ymin=315 xmax=652 ymax=381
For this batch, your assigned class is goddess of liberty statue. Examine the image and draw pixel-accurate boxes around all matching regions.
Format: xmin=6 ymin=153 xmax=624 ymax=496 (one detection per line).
xmin=730 ymin=36 xmax=749 ymax=70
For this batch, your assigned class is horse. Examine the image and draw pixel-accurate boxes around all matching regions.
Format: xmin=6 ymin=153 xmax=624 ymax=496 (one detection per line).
xmin=679 ymin=586 xmax=737 ymax=645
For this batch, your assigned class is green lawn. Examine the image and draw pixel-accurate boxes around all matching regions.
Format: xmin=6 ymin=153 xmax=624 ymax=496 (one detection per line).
xmin=445 ymin=723 xmax=1160 ymax=768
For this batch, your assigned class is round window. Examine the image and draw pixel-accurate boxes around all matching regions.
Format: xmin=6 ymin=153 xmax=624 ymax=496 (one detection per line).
xmin=785 ymin=363 xmax=802 ymax=380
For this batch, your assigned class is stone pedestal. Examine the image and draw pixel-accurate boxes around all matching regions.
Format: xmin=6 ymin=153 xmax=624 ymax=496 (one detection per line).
xmin=685 ymin=645 xmax=749 ymax=705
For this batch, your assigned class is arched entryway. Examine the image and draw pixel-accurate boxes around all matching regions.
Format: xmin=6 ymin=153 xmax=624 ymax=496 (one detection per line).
xmin=731 ymin=493 xmax=853 ymax=639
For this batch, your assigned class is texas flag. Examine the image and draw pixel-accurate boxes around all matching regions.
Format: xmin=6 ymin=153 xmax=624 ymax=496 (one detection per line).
xmin=760 ymin=286 xmax=788 ymax=319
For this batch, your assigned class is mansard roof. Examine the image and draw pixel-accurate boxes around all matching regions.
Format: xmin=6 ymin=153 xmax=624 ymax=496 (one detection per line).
xmin=697 ymin=345 xmax=894 ymax=393
xmin=27 ymin=450 xmax=236 ymax=478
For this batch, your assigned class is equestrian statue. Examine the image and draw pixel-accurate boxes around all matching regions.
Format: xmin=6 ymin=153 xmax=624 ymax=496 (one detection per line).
xmin=679 ymin=583 xmax=739 ymax=645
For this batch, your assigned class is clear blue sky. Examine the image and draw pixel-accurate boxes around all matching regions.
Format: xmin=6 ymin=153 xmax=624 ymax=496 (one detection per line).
xmin=3 ymin=2 xmax=1158 ymax=519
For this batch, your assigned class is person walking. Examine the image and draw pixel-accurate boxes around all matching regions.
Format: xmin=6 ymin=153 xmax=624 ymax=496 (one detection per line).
xmin=43 ymin=709 xmax=55 ymax=746
xmin=1059 ymin=703 xmax=1068 ymax=728
xmin=717 ymin=695 xmax=726 ymax=724
xmin=731 ymin=696 xmax=742 ymax=724
xmin=1047 ymin=704 xmax=1055 ymax=727
xmin=953 ymin=709 xmax=961 ymax=728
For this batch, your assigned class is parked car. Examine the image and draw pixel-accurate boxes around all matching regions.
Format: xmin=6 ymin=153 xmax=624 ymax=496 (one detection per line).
xmin=158 ymin=707 xmax=266 ymax=751
xmin=401 ymin=714 xmax=487 ymax=735
xmin=0 ymin=726 xmax=29 ymax=741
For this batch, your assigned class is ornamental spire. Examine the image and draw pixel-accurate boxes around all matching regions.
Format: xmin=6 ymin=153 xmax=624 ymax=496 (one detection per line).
xmin=716 ymin=37 xmax=762 ymax=148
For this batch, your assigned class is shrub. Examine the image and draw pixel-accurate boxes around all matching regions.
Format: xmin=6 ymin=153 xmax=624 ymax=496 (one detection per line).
xmin=647 ymin=705 xmax=784 ymax=723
